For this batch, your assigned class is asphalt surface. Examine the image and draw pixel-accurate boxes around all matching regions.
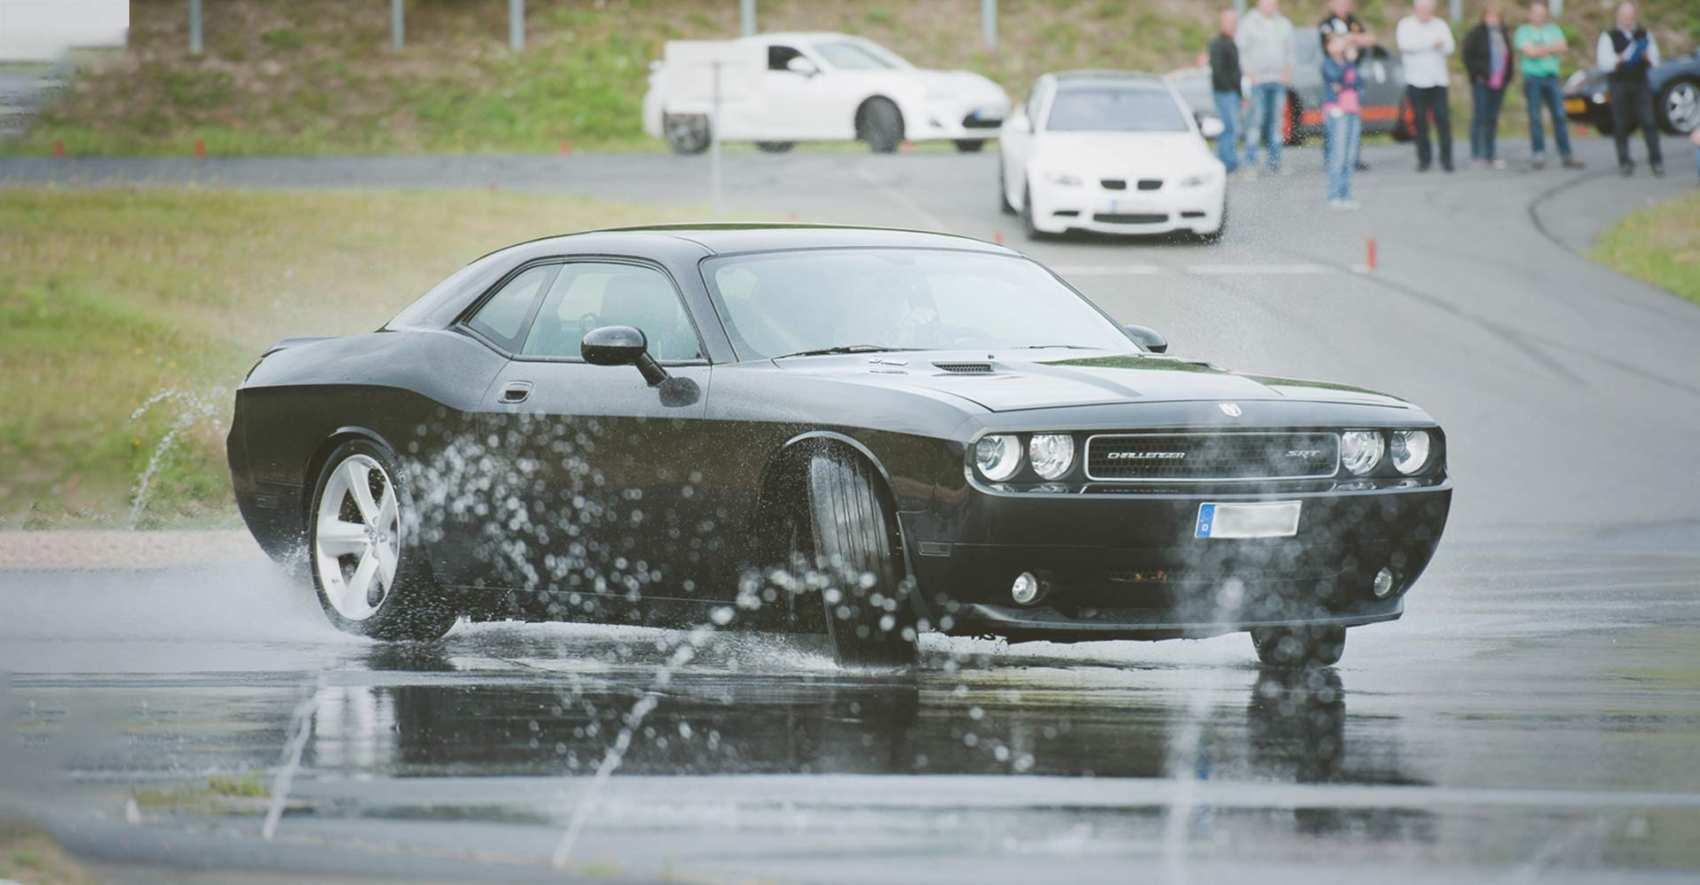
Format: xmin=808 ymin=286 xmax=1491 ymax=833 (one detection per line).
xmin=3 ymin=135 xmax=1700 ymax=883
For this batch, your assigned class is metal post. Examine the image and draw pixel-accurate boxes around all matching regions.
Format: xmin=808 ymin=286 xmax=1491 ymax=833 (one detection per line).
xmin=391 ymin=0 xmax=404 ymax=50
xmin=1551 ymin=0 xmax=1563 ymax=14
xmin=1449 ymin=0 xmax=1462 ymax=22
xmin=982 ymin=0 xmax=997 ymax=51
xmin=188 ymin=0 xmax=203 ymax=55
xmin=710 ymin=62 xmax=723 ymax=218
xmin=1234 ymin=0 xmax=1246 ymax=14
xmin=509 ymin=0 xmax=524 ymax=52
xmin=740 ymin=0 xmax=756 ymax=37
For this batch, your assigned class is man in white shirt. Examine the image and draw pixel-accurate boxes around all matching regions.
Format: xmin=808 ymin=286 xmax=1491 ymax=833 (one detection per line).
xmin=1396 ymin=0 xmax=1456 ymax=172
xmin=1236 ymin=0 xmax=1297 ymax=174
xmin=1596 ymin=2 xmax=1664 ymax=176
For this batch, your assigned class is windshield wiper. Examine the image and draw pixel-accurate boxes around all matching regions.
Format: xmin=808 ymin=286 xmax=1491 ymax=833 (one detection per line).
xmin=772 ymin=344 xmax=919 ymax=359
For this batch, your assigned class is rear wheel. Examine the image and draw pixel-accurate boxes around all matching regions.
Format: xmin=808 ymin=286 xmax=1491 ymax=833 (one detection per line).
xmin=308 ymin=440 xmax=455 ymax=641
xmin=793 ymin=449 xmax=918 ymax=668
xmin=954 ymin=139 xmax=987 ymax=153
xmin=1251 ymin=626 xmax=1345 ymax=668
xmin=857 ymin=98 xmax=904 ymax=153
xmin=1391 ymin=95 xmax=1416 ymax=142
xmin=756 ymin=140 xmax=796 ymax=153
xmin=663 ymin=113 xmax=710 ymax=155
xmin=1658 ymin=78 xmax=1700 ymax=135
xmin=1282 ymin=92 xmax=1305 ymax=146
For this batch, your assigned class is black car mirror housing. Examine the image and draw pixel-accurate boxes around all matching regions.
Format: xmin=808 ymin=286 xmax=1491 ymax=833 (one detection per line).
xmin=1124 ymin=324 xmax=1168 ymax=354
xmin=582 ymin=325 xmax=669 ymax=386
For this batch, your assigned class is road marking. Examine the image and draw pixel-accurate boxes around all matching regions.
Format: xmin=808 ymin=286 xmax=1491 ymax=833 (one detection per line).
xmin=1052 ymin=263 xmax=1337 ymax=278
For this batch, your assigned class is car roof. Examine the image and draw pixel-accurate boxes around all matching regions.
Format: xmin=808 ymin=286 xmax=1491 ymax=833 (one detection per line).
xmin=743 ymin=32 xmax=858 ymax=44
xmin=488 ymin=224 xmax=1016 ymax=259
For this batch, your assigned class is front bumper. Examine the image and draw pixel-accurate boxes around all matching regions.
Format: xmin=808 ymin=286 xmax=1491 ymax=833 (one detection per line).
xmin=908 ymin=100 xmax=1007 ymax=141
xmin=901 ymin=482 xmax=1450 ymax=642
xmin=1028 ymin=178 xmax=1226 ymax=236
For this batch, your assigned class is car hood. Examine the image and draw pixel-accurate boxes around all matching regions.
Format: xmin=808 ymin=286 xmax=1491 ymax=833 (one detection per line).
xmin=772 ymin=352 xmax=1411 ymax=413
xmin=1033 ymin=132 xmax=1215 ymax=175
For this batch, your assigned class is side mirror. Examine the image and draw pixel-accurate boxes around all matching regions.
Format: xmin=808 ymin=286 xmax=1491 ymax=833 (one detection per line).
xmin=785 ymin=56 xmax=819 ymax=77
xmin=1198 ymin=115 xmax=1225 ymax=139
xmin=582 ymin=325 xmax=669 ymax=386
xmin=1124 ymin=324 xmax=1168 ymax=354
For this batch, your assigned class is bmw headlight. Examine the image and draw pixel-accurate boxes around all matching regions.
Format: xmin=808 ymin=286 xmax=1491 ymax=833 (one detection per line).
xmin=1390 ymin=430 xmax=1431 ymax=475
xmin=975 ymin=434 xmax=1023 ymax=481
xmin=1043 ymin=171 xmax=1084 ymax=186
xmin=1028 ymin=433 xmax=1075 ymax=480
xmin=1340 ymin=431 xmax=1385 ymax=476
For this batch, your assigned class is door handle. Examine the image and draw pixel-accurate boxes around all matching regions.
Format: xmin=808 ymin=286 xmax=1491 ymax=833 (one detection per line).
xmin=498 ymin=381 xmax=532 ymax=404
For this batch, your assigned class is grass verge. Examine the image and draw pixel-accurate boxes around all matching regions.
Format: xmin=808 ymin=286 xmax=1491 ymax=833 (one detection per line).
xmin=0 ymin=186 xmax=709 ymax=527
xmin=0 ymin=820 xmax=96 ymax=885
xmin=1592 ymin=188 xmax=1700 ymax=309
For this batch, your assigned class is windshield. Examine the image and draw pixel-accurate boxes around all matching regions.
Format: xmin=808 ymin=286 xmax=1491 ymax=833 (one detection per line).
xmin=812 ymin=41 xmax=901 ymax=70
xmin=1047 ymin=86 xmax=1190 ymax=133
xmin=702 ymin=248 xmax=1135 ymax=360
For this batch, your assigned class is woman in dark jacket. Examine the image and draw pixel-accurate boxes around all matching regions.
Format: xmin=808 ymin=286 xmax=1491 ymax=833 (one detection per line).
xmin=1463 ymin=3 xmax=1516 ymax=168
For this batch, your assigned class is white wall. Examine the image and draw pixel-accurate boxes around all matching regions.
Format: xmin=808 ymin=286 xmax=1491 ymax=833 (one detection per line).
xmin=0 ymin=0 xmax=127 ymax=61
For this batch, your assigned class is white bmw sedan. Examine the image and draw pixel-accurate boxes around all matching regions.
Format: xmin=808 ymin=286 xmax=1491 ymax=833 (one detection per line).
xmin=999 ymin=72 xmax=1227 ymax=240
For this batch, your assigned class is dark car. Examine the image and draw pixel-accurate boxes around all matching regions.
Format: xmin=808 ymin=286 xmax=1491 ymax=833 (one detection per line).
xmin=228 ymin=225 xmax=1452 ymax=669
xmin=1564 ymin=51 xmax=1700 ymax=135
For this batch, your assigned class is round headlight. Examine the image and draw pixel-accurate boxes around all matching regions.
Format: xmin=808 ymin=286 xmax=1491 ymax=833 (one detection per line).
xmin=1340 ymin=431 xmax=1385 ymax=476
xmin=1028 ymin=433 xmax=1075 ymax=480
xmin=975 ymin=434 xmax=1023 ymax=482
xmin=1390 ymin=430 xmax=1430 ymax=475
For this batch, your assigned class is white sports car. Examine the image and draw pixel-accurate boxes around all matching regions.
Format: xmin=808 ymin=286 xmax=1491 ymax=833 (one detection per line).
xmin=643 ymin=32 xmax=1010 ymax=154
xmin=998 ymin=71 xmax=1228 ymax=240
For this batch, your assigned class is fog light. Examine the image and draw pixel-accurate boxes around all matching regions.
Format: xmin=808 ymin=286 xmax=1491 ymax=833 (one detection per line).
xmin=1372 ymin=567 xmax=1395 ymax=598
xmin=1011 ymin=572 xmax=1043 ymax=606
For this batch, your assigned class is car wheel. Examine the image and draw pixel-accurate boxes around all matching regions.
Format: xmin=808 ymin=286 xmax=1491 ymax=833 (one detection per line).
xmin=1199 ymin=199 xmax=1227 ymax=244
xmin=795 ymin=449 xmax=918 ymax=668
xmin=1658 ymin=78 xmax=1700 ymax=135
xmin=1021 ymin=182 xmax=1043 ymax=240
xmin=1283 ymin=92 xmax=1305 ymax=147
xmin=1391 ymin=95 xmax=1416 ymax=142
xmin=308 ymin=440 xmax=455 ymax=641
xmin=663 ymin=113 xmax=711 ymax=155
xmin=954 ymin=139 xmax=986 ymax=153
xmin=755 ymin=141 xmax=796 ymax=153
xmin=857 ymin=98 xmax=904 ymax=154
xmin=997 ymin=154 xmax=1015 ymax=215
xmin=1250 ymin=625 xmax=1345 ymax=669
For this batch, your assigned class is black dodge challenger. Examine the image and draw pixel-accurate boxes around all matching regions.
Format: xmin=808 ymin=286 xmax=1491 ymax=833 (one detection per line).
xmin=229 ymin=225 xmax=1451 ymax=668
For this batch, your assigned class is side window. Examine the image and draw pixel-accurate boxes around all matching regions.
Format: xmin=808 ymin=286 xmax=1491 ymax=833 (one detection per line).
xmin=467 ymin=263 xmax=556 ymax=352
xmin=768 ymin=44 xmax=803 ymax=72
xmin=521 ymin=262 xmax=702 ymax=362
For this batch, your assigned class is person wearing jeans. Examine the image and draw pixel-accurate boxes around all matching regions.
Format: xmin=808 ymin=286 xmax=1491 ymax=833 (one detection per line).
xmin=1463 ymin=4 xmax=1514 ymax=168
xmin=1516 ymin=0 xmax=1581 ymax=169
xmin=1322 ymin=35 xmax=1363 ymax=208
xmin=1208 ymin=8 xmax=1244 ymax=173
xmin=1237 ymin=0 xmax=1296 ymax=173
xmin=1397 ymin=0 xmax=1456 ymax=172
xmin=1596 ymin=2 xmax=1663 ymax=176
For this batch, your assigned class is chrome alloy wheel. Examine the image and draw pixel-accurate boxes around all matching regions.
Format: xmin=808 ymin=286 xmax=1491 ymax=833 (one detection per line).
xmin=1666 ymin=81 xmax=1700 ymax=134
xmin=313 ymin=453 xmax=401 ymax=621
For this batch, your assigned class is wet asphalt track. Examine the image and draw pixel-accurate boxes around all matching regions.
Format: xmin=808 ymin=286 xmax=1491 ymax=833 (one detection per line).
xmin=3 ymin=136 xmax=1700 ymax=882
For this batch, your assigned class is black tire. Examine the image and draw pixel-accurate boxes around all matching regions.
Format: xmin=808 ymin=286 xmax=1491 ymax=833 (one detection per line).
xmin=756 ymin=141 xmax=796 ymax=153
xmin=797 ymin=450 xmax=918 ymax=668
xmin=857 ymin=98 xmax=904 ymax=153
xmin=1391 ymin=95 xmax=1416 ymax=143
xmin=954 ymin=139 xmax=987 ymax=153
xmin=1198 ymin=199 xmax=1227 ymax=244
xmin=663 ymin=113 xmax=710 ymax=155
xmin=997 ymin=154 xmax=1015 ymax=215
xmin=1283 ymin=92 xmax=1306 ymax=147
xmin=307 ymin=440 xmax=455 ymax=641
xmin=1250 ymin=625 xmax=1346 ymax=669
xmin=1657 ymin=78 xmax=1700 ymax=135
xmin=1021 ymin=182 xmax=1043 ymax=240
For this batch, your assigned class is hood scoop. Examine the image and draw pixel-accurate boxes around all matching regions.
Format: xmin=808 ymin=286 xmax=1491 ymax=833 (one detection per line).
xmin=933 ymin=361 xmax=996 ymax=375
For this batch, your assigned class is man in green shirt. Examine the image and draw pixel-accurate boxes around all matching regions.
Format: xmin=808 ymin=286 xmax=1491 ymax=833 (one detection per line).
xmin=1515 ymin=0 xmax=1582 ymax=169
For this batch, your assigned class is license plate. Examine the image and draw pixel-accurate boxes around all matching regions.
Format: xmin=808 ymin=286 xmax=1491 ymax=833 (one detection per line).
xmin=1195 ymin=501 xmax=1301 ymax=539
xmin=1564 ymin=98 xmax=1586 ymax=114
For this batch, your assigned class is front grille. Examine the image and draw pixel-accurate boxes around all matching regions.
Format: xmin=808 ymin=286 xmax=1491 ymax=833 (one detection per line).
xmin=1101 ymin=178 xmax=1127 ymax=190
xmin=1084 ymin=432 xmax=1340 ymax=482
xmin=961 ymin=112 xmax=1002 ymax=129
xmin=934 ymin=361 xmax=994 ymax=374
xmin=1094 ymin=212 xmax=1168 ymax=224
xmin=1137 ymin=179 xmax=1163 ymax=191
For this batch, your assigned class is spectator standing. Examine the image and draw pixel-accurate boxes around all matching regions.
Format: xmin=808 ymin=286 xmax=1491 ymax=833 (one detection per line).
xmin=1237 ymin=0 xmax=1296 ymax=175
xmin=1463 ymin=3 xmax=1515 ymax=168
xmin=1515 ymin=0 xmax=1582 ymax=170
xmin=1397 ymin=0 xmax=1457 ymax=173
xmin=1317 ymin=0 xmax=1375 ymax=171
xmin=1322 ymin=34 xmax=1363 ymax=209
xmin=1208 ymin=9 xmax=1244 ymax=174
xmin=1596 ymin=2 xmax=1663 ymax=176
